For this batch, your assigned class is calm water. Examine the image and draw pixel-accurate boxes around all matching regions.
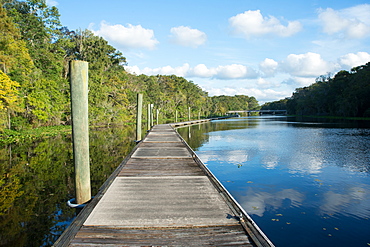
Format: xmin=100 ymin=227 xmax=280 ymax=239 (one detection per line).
xmin=2 ymin=117 xmax=370 ymax=246
xmin=0 ymin=126 xmax=136 ymax=247
xmin=178 ymin=116 xmax=370 ymax=247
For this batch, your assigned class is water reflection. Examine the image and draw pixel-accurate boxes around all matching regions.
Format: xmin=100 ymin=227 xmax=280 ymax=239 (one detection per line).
xmin=238 ymin=188 xmax=305 ymax=217
xmin=178 ymin=116 xmax=370 ymax=247
xmin=0 ymin=126 xmax=135 ymax=247
xmin=320 ymin=185 xmax=370 ymax=219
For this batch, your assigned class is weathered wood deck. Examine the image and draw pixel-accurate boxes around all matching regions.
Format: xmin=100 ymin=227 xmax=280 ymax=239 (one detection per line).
xmin=54 ymin=122 xmax=274 ymax=247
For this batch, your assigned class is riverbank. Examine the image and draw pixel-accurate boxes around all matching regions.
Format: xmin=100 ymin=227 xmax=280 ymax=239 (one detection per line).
xmin=0 ymin=125 xmax=72 ymax=145
xmin=0 ymin=117 xmax=216 ymax=145
xmin=3 ymin=114 xmax=369 ymax=146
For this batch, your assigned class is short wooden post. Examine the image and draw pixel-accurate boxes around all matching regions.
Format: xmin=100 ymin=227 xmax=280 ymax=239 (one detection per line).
xmin=70 ymin=60 xmax=91 ymax=205
xmin=198 ymin=111 xmax=201 ymax=120
xmin=147 ymin=104 xmax=151 ymax=130
xmin=175 ymin=110 xmax=178 ymax=123
xmin=150 ymin=104 xmax=154 ymax=126
xmin=136 ymin=93 xmax=143 ymax=141
xmin=156 ymin=109 xmax=159 ymax=125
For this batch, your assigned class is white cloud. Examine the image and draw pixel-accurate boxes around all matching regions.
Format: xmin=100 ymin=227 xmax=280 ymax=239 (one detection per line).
xmin=170 ymin=26 xmax=207 ymax=48
xmin=283 ymin=76 xmax=318 ymax=87
xmin=338 ymin=52 xmax=370 ymax=69
xmin=191 ymin=64 xmax=216 ymax=78
xmin=318 ymin=5 xmax=370 ymax=39
xmin=213 ymin=64 xmax=258 ymax=79
xmin=229 ymin=10 xmax=302 ymax=38
xmin=125 ymin=63 xmax=258 ymax=79
xmin=46 ymin=0 xmax=58 ymax=6
xmin=259 ymin=58 xmax=279 ymax=77
xmin=280 ymin=52 xmax=338 ymax=77
xmin=125 ymin=63 xmax=190 ymax=77
xmin=92 ymin=21 xmax=159 ymax=50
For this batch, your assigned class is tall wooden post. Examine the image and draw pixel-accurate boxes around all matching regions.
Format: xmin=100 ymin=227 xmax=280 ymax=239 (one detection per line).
xmin=175 ymin=110 xmax=178 ymax=123
xmin=188 ymin=107 xmax=191 ymax=121
xmin=70 ymin=60 xmax=91 ymax=205
xmin=136 ymin=93 xmax=143 ymax=141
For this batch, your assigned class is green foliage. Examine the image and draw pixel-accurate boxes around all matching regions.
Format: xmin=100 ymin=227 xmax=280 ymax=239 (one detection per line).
xmin=261 ymin=98 xmax=288 ymax=110
xmin=285 ymin=63 xmax=370 ymax=117
xmin=209 ymin=95 xmax=260 ymax=115
xmin=1 ymin=0 xmax=259 ymax=131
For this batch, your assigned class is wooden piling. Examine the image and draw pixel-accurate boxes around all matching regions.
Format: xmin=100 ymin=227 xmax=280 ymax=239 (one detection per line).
xmin=150 ymin=104 xmax=154 ymax=127
xmin=136 ymin=94 xmax=143 ymax=142
xmin=156 ymin=109 xmax=159 ymax=125
xmin=147 ymin=104 xmax=151 ymax=130
xmin=70 ymin=60 xmax=91 ymax=205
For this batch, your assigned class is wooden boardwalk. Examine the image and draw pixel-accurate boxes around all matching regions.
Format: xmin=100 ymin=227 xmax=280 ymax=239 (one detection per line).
xmin=54 ymin=123 xmax=273 ymax=247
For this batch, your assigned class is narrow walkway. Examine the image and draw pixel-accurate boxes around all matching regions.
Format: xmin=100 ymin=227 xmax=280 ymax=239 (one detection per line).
xmin=57 ymin=124 xmax=273 ymax=246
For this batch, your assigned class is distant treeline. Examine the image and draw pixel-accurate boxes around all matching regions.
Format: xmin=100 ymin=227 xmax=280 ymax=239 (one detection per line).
xmin=0 ymin=0 xmax=258 ymax=131
xmin=262 ymin=62 xmax=370 ymax=118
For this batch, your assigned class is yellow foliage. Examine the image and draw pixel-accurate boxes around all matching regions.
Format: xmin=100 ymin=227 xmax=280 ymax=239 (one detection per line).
xmin=0 ymin=71 xmax=20 ymax=111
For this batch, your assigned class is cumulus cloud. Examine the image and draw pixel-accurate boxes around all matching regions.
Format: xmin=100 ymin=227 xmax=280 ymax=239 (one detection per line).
xmin=318 ymin=4 xmax=370 ymax=39
xmin=280 ymin=52 xmax=338 ymax=77
xmin=338 ymin=52 xmax=370 ymax=69
xmin=92 ymin=21 xmax=159 ymax=50
xmin=191 ymin=64 xmax=216 ymax=78
xmin=259 ymin=58 xmax=279 ymax=77
xmin=170 ymin=26 xmax=207 ymax=48
xmin=229 ymin=10 xmax=302 ymax=38
xmin=211 ymin=64 xmax=258 ymax=79
xmin=190 ymin=63 xmax=258 ymax=79
xmin=125 ymin=63 xmax=258 ymax=79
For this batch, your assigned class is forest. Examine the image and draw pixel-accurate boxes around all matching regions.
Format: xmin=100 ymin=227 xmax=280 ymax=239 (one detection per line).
xmin=262 ymin=63 xmax=370 ymax=118
xmin=0 ymin=0 xmax=259 ymax=133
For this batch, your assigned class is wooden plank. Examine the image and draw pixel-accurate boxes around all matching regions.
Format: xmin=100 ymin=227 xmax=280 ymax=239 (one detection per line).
xmin=132 ymin=147 xmax=192 ymax=158
xmin=83 ymin=176 xmax=239 ymax=227
xmin=119 ymin=158 xmax=205 ymax=177
xmin=139 ymin=142 xmax=186 ymax=147
xmin=70 ymin=225 xmax=255 ymax=246
xmin=143 ymin=134 xmax=182 ymax=143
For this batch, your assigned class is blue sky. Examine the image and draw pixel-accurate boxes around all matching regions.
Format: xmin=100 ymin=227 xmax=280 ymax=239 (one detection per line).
xmin=50 ymin=0 xmax=370 ymax=103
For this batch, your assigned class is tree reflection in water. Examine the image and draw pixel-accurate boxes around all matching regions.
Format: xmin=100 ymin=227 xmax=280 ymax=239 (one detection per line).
xmin=0 ymin=125 xmax=135 ymax=247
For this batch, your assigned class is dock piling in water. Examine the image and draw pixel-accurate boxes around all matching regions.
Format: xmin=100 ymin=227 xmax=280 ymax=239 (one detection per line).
xmin=70 ymin=60 xmax=91 ymax=205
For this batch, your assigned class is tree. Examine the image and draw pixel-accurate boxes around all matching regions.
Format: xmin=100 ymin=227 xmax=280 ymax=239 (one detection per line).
xmin=0 ymin=71 xmax=21 ymax=130
xmin=283 ymin=62 xmax=370 ymax=117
